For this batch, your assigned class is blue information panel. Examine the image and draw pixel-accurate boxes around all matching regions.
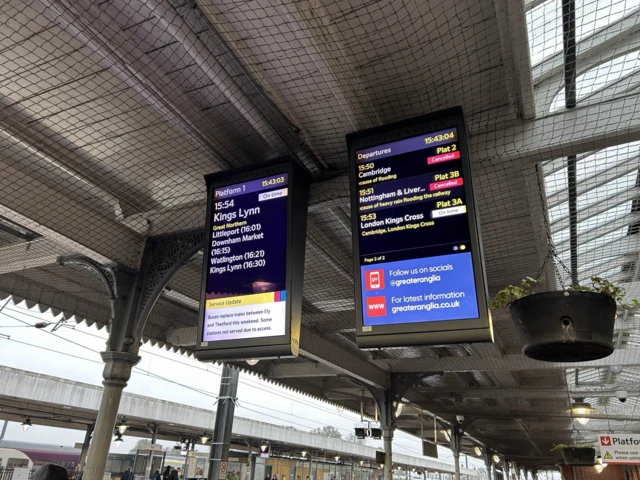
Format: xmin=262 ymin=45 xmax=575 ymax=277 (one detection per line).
xmin=349 ymin=109 xmax=490 ymax=347
xmin=360 ymin=253 xmax=478 ymax=325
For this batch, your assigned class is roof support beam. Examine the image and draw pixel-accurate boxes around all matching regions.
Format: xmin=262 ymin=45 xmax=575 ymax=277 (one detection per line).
xmin=135 ymin=92 xmax=640 ymax=236
xmin=163 ymin=326 xmax=389 ymax=389
xmin=0 ymin=239 xmax=66 ymax=275
xmin=141 ymin=0 xmax=323 ymax=175
xmin=493 ymin=0 xmax=536 ymax=120
xmin=0 ymin=156 xmax=142 ymax=267
xmin=300 ymin=330 xmax=389 ymax=389
xmin=267 ymin=362 xmax=341 ymax=379
xmin=378 ymin=347 xmax=640 ymax=372
xmin=473 ymin=92 xmax=640 ymax=166
xmin=416 ymin=409 xmax=640 ymax=422
xmin=416 ymin=387 xmax=640 ymax=400
xmin=42 ymin=0 xmax=242 ymax=170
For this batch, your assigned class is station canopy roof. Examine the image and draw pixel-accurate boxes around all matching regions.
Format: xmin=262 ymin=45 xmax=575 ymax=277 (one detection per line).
xmin=0 ymin=0 xmax=639 ymax=468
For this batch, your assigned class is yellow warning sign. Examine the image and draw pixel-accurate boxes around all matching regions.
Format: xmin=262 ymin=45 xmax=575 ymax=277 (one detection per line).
xmin=604 ymin=452 xmax=613 ymax=460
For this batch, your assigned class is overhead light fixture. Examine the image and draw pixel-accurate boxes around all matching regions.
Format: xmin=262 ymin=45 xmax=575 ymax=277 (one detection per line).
xmin=412 ymin=468 xmax=416 ymax=473
xmin=594 ymin=464 xmax=603 ymax=474
xmin=117 ymin=421 xmax=128 ymax=434
xmin=474 ymin=446 xmax=482 ymax=456
xmin=370 ymin=428 xmax=382 ymax=439
xmin=260 ymin=443 xmax=268 ymax=452
xmin=335 ymin=456 xmax=340 ymax=462
xmin=595 ymin=456 xmax=608 ymax=468
xmin=21 ymin=418 xmax=32 ymax=432
xmin=246 ymin=359 xmax=259 ymax=366
xmin=394 ymin=402 xmax=405 ymax=417
xmin=301 ymin=451 xmax=307 ymax=457
xmin=568 ymin=399 xmax=596 ymax=425
xmin=492 ymin=454 xmax=500 ymax=464
xmin=200 ymin=434 xmax=210 ymax=444
xmin=114 ymin=432 xmax=124 ymax=447
xmin=180 ymin=439 xmax=187 ymax=448
xmin=360 ymin=461 xmax=364 ymax=466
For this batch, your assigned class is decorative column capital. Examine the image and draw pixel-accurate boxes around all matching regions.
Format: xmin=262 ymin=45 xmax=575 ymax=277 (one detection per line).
xmin=100 ymin=351 xmax=140 ymax=386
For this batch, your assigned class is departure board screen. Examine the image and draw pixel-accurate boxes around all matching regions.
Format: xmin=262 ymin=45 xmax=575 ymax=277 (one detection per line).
xmin=355 ymin=127 xmax=480 ymax=327
xmin=202 ymin=174 xmax=288 ymax=342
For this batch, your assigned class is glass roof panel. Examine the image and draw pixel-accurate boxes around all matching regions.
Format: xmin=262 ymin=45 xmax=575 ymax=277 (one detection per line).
xmin=551 ymin=202 xmax=631 ymax=248
xmin=527 ymin=0 xmax=638 ymax=66
xmin=551 ymin=50 xmax=640 ymax=111
xmin=557 ymin=226 xmax=628 ymax=266
xmin=547 ymin=171 xmax=637 ymax=222
xmin=544 ymin=142 xmax=640 ymax=199
xmin=543 ymin=142 xmax=640 ymax=287
xmin=580 ymin=202 xmax=632 ymax=231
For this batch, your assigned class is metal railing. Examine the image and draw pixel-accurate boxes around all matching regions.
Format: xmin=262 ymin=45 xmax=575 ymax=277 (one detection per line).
xmin=0 ymin=468 xmax=14 ymax=480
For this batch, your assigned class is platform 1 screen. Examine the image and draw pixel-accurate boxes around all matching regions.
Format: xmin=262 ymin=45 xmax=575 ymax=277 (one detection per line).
xmin=202 ymin=174 xmax=288 ymax=342
xmin=355 ymin=127 xmax=480 ymax=327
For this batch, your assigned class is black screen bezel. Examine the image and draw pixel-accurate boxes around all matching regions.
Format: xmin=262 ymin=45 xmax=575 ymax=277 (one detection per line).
xmin=196 ymin=158 xmax=309 ymax=360
xmin=347 ymin=107 xmax=491 ymax=347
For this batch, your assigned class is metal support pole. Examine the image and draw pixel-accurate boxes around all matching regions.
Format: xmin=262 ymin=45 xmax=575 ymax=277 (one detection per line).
xmin=561 ymin=0 xmax=579 ymax=285
xmin=84 ymin=352 xmax=140 ymax=480
xmin=503 ymin=459 xmax=510 ymax=480
xmin=450 ymin=425 xmax=463 ymax=480
xmin=208 ymin=364 xmax=240 ymax=480
xmin=133 ymin=450 xmax=140 ymax=477
xmin=383 ymin=430 xmax=393 ymax=480
xmin=78 ymin=423 xmax=95 ymax=474
xmin=0 ymin=420 xmax=8 ymax=443
xmin=483 ymin=449 xmax=492 ymax=480
xmin=362 ymin=374 xmax=435 ymax=480
xmin=151 ymin=424 xmax=159 ymax=445
xmin=182 ymin=441 xmax=190 ymax=479
xmin=308 ymin=452 xmax=312 ymax=480
xmin=561 ymin=0 xmax=577 ymax=110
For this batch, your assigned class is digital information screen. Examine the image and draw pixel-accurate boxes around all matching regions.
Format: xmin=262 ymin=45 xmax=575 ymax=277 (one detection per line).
xmin=203 ymin=174 xmax=288 ymax=342
xmin=348 ymin=108 xmax=491 ymax=348
xmin=196 ymin=159 xmax=309 ymax=361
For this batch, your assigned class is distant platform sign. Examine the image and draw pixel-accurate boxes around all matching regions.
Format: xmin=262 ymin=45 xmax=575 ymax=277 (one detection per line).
xmin=599 ymin=434 xmax=640 ymax=463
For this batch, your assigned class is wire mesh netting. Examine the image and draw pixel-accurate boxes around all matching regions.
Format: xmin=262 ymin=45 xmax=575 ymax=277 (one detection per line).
xmin=0 ymin=0 xmax=639 ymax=462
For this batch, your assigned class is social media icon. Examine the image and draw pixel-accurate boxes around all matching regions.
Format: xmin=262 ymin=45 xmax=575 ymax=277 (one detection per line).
xmin=365 ymin=269 xmax=384 ymax=290
xmin=366 ymin=296 xmax=387 ymax=316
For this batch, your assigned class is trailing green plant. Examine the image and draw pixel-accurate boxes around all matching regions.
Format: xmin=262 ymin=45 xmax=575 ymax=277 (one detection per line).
xmin=490 ymin=276 xmax=640 ymax=310
xmin=550 ymin=443 xmax=593 ymax=452
xmin=489 ymin=277 xmax=540 ymax=309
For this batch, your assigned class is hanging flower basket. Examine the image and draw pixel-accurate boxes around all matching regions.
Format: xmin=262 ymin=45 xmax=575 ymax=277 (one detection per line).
xmin=491 ymin=277 xmax=630 ymax=362
xmin=560 ymin=447 xmax=595 ymax=466
xmin=510 ymin=290 xmax=616 ymax=362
